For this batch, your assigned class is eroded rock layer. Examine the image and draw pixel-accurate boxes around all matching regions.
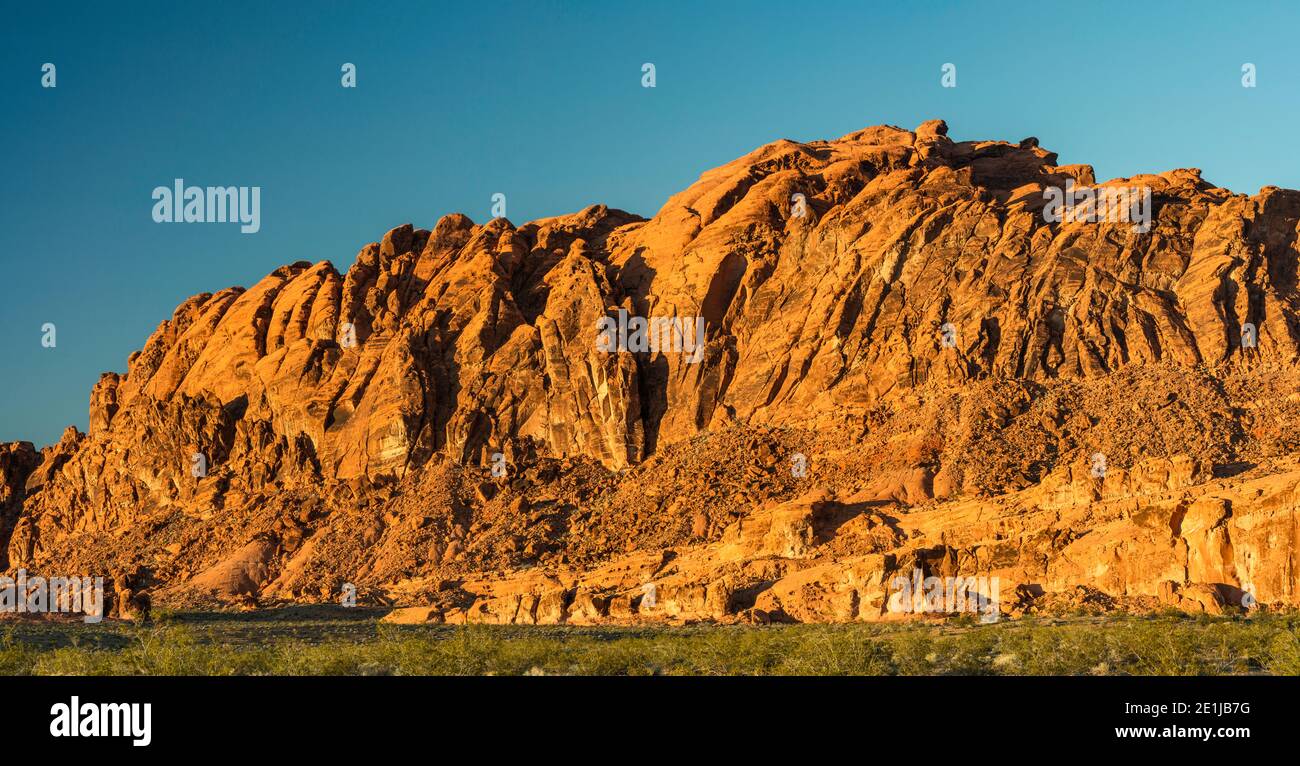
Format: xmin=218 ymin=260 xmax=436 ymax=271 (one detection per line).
xmin=4 ymin=120 xmax=1300 ymax=622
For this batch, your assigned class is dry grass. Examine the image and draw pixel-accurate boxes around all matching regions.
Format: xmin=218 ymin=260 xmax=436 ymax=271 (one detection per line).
xmin=2 ymin=608 xmax=1299 ymax=676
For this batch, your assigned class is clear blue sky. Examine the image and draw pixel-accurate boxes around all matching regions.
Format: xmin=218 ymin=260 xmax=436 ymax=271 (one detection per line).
xmin=2 ymin=0 xmax=1296 ymax=446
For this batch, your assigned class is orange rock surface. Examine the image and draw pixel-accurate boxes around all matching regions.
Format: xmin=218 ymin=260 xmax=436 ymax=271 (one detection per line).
xmin=4 ymin=121 xmax=1300 ymax=622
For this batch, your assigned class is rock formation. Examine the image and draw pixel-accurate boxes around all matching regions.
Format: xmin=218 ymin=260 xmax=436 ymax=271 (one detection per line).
xmin=4 ymin=120 xmax=1300 ymax=623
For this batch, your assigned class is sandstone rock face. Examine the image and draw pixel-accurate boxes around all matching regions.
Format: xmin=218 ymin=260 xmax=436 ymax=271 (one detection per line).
xmin=0 ymin=442 xmax=39 ymax=570
xmin=5 ymin=121 xmax=1300 ymax=622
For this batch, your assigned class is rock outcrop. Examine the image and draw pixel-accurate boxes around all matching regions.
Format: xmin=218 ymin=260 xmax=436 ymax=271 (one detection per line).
xmin=5 ymin=120 xmax=1300 ymax=622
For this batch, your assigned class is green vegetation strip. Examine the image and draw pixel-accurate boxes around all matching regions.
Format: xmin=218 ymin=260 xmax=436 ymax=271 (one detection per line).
xmin=3 ymin=610 xmax=1299 ymax=676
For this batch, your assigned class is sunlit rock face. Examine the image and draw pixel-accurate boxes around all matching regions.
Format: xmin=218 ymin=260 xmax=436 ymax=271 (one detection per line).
xmin=6 ymin=121 xmax=1300 ymax=622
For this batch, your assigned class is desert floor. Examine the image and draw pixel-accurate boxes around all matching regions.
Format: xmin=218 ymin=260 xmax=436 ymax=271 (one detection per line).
xmin=2 ymin=608 xmax=1298 ymax=676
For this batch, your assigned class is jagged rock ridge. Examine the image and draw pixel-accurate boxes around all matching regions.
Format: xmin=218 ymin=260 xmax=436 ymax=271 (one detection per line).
xmin=3 ymin=120 xmax=1300 ymax=622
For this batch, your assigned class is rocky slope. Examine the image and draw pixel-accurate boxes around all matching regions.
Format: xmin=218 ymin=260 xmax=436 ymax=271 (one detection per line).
xmin=4 ymin=120 xmax=1300 ymax=623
